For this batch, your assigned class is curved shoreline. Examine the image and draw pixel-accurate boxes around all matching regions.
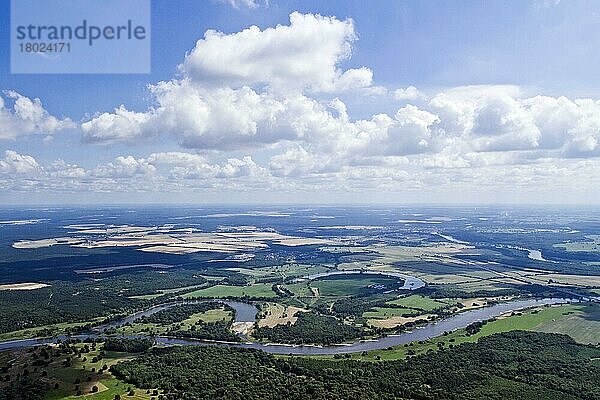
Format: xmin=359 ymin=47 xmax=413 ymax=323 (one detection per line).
xmin=0 ymin=297 xmax=574 ymax=354
xmin=93 ymin=299 xmax=259 ymax=332
xmin=157 ymin=297 xmax=573 ymax=355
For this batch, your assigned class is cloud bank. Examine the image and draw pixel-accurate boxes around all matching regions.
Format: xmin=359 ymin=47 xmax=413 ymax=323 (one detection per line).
xmin=3 ymin=12 xmax=600 ymax=202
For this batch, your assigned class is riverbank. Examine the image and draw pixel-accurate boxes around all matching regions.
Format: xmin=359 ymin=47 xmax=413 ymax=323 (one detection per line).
xmin=0 ymin=297 xmax=575 ymax=354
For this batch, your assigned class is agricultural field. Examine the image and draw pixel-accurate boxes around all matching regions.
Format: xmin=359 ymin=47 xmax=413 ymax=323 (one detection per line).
xmin=281 ymin=282 xmax=316 ymax=299
xmin=535 ymin=304 xmax=600 ymax=343
xmin=386 ymin=294 xmax=453 ymax=310
xmin=554 ymin=235 xmax=600 ymax=253
xmin=311 ymin=276 xmax=402 ymax=297
xmin=182 ymin=284 xmax=277 ymax=299
xmin=1 ymin=206 xmax=600 ymax=399
xmin=229 ymin=263 xmax=330 ymax=279
xmin=526 ymin=273 xmax=600 ymax=287
xmin=4 ymin=0 xmax=600 ymax=395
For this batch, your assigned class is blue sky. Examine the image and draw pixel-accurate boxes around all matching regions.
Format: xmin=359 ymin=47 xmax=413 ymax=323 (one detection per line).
xmin=4 ymin=1 xmax=600 ymax=116
xmin=1 ymin=0 xmax=600 ymax=204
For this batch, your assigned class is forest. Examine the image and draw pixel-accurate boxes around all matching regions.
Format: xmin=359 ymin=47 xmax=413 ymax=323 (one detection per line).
xmin=174 ymin=320 xmax=239 ymax=342
xmin=106 ymin=331 xmax=600 ymax=400
xmin=253 ymin=312 xmax=364 ymax=345
xmin=103 ymin=337 xmax=154 ymax=353
xmin=0 ymin=270 xmax=207 ymax=334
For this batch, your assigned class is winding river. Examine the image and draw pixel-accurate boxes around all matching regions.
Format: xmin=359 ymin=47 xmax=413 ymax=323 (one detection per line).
xmin=93 ymin=299 xmax=258 ymax=332
xmin=0 ymin=297 xmax=573 ymax=354
xmin=228 ymin=297 xmax=572 ymax=354
xmin=0 ymin=300 xmax=258 ymax=351
xmin=0 ymin=269 xmax=577 ymax=354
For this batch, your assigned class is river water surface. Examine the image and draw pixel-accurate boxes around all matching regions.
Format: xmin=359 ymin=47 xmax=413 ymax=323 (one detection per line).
xmin=0 ymin=294 xmax=573 ymax=355
xmin=157 ymin=297 xmax=572 ymax=355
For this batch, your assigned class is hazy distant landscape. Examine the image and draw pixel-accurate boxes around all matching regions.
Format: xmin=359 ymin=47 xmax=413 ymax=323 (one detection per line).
xmin=3 ymin=0 xmax=600 ymax=398
xmin=0 ymin=206 xmax=598 ymax=399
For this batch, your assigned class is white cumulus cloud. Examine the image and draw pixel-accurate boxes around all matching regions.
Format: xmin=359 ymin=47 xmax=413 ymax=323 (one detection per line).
xmin=0 ymin=91 xmax=75 ymax=140
xmin=181 ymin=12 xmax=367 ymax=92
xmin=394 ymin=85 xmax=425 ymax=101
xmin=0 ymin=150 xmax=41 ymax=175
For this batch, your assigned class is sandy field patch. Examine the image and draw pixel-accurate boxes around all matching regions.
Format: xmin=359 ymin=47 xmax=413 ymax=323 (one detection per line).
xmin=316 ymin=226 xmax=384 ymax=230
xmin=232 ymin=321 xmax=254 ymax=335
xmin=0 ymin=219 xmax=47 ymax=225
xmin=258 ymin=304 xmax=307 ymax=327
xmin=0 ymin=282 xmax=50 ymax=291
xmin=13 ymin=237 xmax=84 ymax=249
xmin=274 ymin=237 xmax=335 ymax=246
xmin=13 ymin=226 xmax=336 ymax=254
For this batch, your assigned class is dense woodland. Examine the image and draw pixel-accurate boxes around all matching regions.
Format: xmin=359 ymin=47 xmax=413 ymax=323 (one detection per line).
xmin=417 ymin=282 xmax=589 ymax=299
xmin=328 ymin=295 xmax=391 ymax=317
xmin=104 ymin=337 xmax=154 ymax=353
xmin=106 ymin=331 xmax=600 ymax=400
xmin=0 ymin=271 xmax=206 ymax=333
xmin=253 ymin=312 xmax=364 ymax=345
xmin=0 ymin=378 xmax=47 ymax=400
xmin=139 ymin=302 xmax=233 ymax=325
xmin=174 ymin=320 xmax=240 ymax=342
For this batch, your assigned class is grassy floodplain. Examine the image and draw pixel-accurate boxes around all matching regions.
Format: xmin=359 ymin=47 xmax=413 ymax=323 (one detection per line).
xmin=115 ymin=306 xmax=233 ymax=336
xmin=318 ymin=302 xmax=600 ymax=362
